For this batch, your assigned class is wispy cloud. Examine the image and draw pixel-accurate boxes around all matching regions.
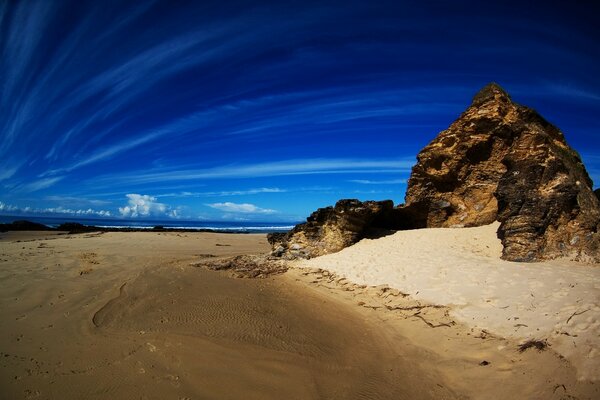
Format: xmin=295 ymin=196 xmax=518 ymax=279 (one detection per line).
xmin=0 ymin=166 xmax=19 ymax=182
xmin=45 ymin=195 xmax=112 ymax=207
xmin=90 ymin=158 xmax=413 ymax=187
xmin=348 ymin=179 xmax=407 ymax=185
xmin=157 ymin=187 xmax=286 ymax=198
xmin=17 ymin=176 xmax=64 ymax=193
xmin=543 ymin=83 xmax=600 ymax=102
xmin=207 ymin=202 xmax=277 ymax=214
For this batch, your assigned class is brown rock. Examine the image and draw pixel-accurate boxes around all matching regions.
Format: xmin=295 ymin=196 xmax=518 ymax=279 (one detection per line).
xmin=404 ymin=83 xmax=518 ymax=228
xmin=404 ymin=82 xmax=600 ymax=261
xmin=268 ymin=199 xmax=395 ymax=259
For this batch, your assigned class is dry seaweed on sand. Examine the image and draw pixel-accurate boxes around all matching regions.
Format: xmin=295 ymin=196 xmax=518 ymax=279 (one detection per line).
xmin=518 ymin=339 xmax=549 ymax=352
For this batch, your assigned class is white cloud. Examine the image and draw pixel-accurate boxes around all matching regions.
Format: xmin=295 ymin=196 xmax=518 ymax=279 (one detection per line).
xmin=43 ymin=207 xmax=112 ymax=217
xmin=207 ymin=202 xmax=277 ymax=214
xmin=0 ymin=201 xmax=111 ymax=217
xmin=0 ymin=201 xmax=18 ymax=212
xmin=118 ymin=193 xmax=170 ymax=217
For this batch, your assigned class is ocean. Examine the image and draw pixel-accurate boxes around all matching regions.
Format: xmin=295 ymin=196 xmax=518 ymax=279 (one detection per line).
xmin=0 ymin=215 xmax=297 ymax=233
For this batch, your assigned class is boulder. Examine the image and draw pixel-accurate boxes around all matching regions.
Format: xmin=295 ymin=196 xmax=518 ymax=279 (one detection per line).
xmin=404 ymin=83 xmax=519 ymax=228
xmin=404 ymin=83 xmax=600 ymax=261
xmin=267 ymin=199 xmax=395 ymax=259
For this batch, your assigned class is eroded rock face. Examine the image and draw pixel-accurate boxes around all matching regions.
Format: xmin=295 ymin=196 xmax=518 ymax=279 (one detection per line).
xmin=267 ymin=199 xmax=395 ymax=259
xmin=405 ymin=83 xmax=600 ymax=261
xmin=495 ymin=124 xmax=600 ymax=261
xmin=404 ymin=84 xmax=519 ymax=228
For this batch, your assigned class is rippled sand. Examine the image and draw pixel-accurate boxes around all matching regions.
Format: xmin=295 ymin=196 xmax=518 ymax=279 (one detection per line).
xmin=0 ymin=231 xmax=453 ymax=399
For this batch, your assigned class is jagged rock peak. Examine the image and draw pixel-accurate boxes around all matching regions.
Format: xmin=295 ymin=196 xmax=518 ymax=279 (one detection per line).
xmin=471 ymin=82 xmax=512 ymax=107
xmin=404 ymin=83 xmax=600 ymax=262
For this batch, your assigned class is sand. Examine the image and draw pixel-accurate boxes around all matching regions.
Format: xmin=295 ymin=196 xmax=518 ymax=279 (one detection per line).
xmin=2 ymin=227 xmax=599 ymax=399
xmin=1 ymin=230 xmax=455 ymax=399
xmin=296 ymin=223 xmax=600 ymax=388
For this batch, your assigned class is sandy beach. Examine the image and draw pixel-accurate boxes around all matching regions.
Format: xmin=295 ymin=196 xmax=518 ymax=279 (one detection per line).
xmin=0 ymin=230 xmax=451 ymax=399
xmin=1 ymin=228 xmax=599 ymax=399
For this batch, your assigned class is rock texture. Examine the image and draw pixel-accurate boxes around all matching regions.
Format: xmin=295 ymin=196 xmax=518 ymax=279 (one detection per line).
xmin=267 ymin=199 xmax=396 ymax=259
xmin=404 ymin=83 xmax=600 ymax=261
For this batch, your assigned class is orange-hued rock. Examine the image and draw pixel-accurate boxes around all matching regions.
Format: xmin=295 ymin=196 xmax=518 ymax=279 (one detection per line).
xmin=404 ymin=83 xmax=600 ymax=261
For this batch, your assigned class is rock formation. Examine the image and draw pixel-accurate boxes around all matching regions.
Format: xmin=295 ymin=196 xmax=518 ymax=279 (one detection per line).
xmin=404 ymin=83 xmax=600 ymax=261
xmin=267 ymin=199 xmax=396 ymax=259
xmin=0 ymin=220 xmax=53 ymax=232
xmin=269 ymin=83 xmax=599 ymax=262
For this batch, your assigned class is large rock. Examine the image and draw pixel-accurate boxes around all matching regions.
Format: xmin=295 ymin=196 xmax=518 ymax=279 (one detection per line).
xmin=271 ymin=83 xmax=599 ymax=262
xmin=267 ymin=199 xmax=395 ymax=259
xmin=404 ymin=83 xmax=600 ymax=261
xmin=404 ymin=83 xmax=520 ymax=228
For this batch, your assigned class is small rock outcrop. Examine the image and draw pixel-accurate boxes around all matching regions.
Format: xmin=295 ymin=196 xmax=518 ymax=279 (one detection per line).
xmin=267 ymin=199 xmax=396 ymax=259
xmin=404 ymin=83 xmax=600 ymax=261
xmin=193 ymin=254 xmax=288 ymax=278
xmin=0 ymin=220 xmax=53 ymax=232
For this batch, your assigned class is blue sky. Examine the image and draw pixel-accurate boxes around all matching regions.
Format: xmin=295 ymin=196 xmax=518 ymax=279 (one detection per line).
xmin=1 ymin=0 xmax=599 ymax=222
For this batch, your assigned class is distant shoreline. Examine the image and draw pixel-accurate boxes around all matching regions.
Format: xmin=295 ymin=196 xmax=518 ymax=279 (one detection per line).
xmin=0 ymin=219 xmax=293 ymax=234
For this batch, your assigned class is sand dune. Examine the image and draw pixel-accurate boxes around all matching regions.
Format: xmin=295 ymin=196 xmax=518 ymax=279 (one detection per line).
xmin=296 ymin=222 xmax=600 ymax=383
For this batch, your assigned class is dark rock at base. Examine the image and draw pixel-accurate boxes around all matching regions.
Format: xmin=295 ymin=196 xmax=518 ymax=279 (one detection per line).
xmin=0 ymin=220 xmax=53 ymax=232
xmin=268 ymin=199 xmax=397 ymax=259
xmin=56 ymin=222 xmax=99 ymax=234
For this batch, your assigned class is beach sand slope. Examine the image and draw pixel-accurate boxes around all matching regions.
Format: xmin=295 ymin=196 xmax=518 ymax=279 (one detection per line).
xmin=295 ymin=222 xmax=600 ymax=387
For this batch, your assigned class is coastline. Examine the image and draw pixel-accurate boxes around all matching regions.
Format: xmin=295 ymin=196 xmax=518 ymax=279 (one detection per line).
xmin=0 ymin=218 xmax=296 ymax=234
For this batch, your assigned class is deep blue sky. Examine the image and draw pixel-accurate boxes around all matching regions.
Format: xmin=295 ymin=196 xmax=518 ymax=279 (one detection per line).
xmin=1 ymin=0 xmax=599 ymax=222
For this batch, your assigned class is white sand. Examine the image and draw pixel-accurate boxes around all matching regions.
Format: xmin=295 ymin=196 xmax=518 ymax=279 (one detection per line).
xmin=296 ymin=222 xmax=600 ymax=381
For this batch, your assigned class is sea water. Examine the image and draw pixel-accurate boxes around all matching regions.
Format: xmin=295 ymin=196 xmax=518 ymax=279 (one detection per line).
xmin=0 ymin=215 xmax=296 ymax=233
